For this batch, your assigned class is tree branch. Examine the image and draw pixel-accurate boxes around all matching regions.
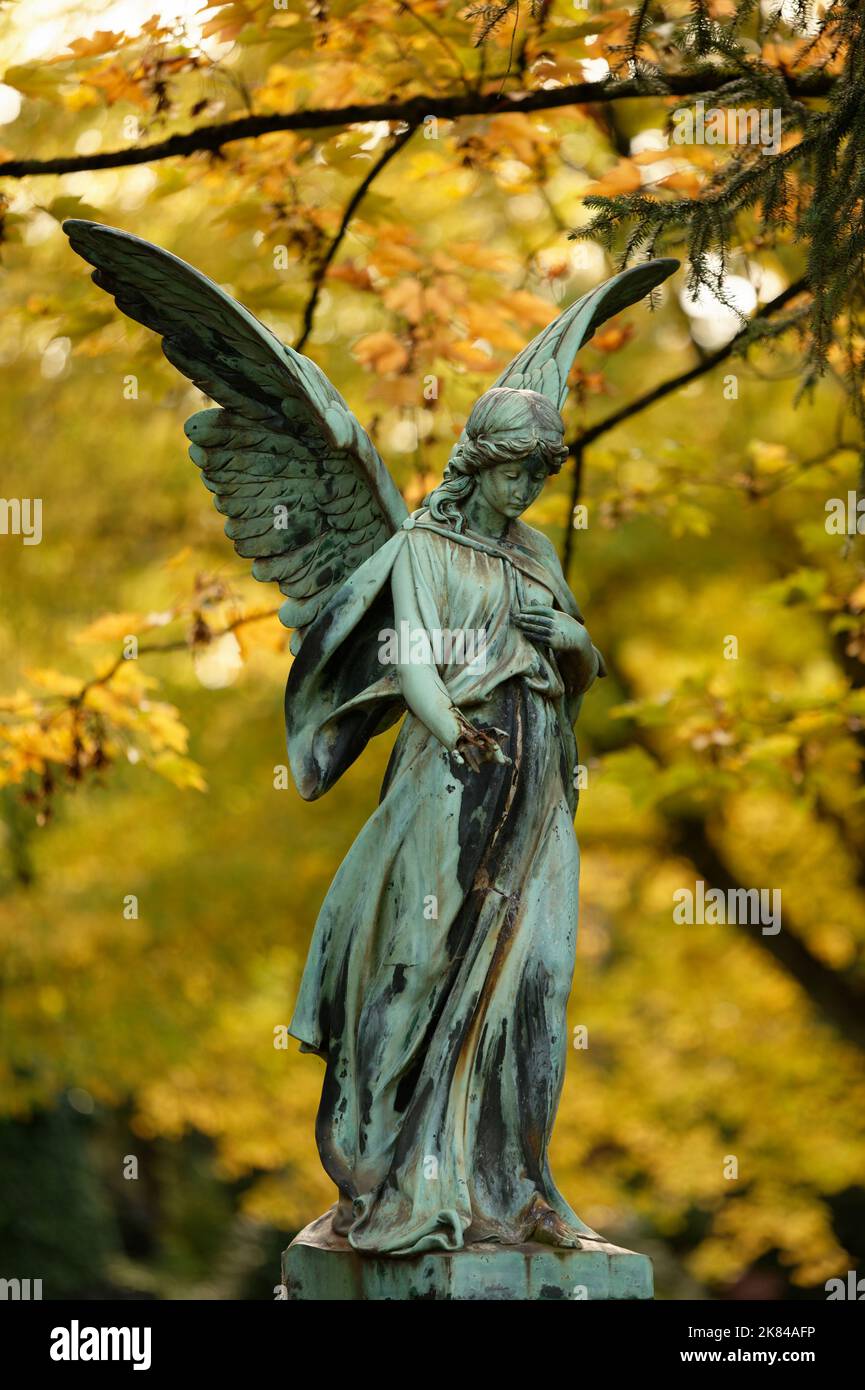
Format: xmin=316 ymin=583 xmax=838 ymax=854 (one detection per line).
xmin=57 ymin=607 xmax=282 ymax=715
xmin=561 ymin=276 xmax=810 ymax=575
xmin=294 ymin=122 xmax=417 ymax=353
xmin=600 ymin=650 xmax=865 ymax=1054
xmin=669 ymin=814 xmax=865 ymax=1054
xmin=0 ymin=71 xmax=834 ymax=181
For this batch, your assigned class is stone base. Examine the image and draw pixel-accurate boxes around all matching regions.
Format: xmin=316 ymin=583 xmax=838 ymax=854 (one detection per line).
xmin=281 ymin=1210 xmax=653 ymax=1301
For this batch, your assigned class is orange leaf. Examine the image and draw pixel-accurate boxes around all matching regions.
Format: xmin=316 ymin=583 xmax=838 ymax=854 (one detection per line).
xmin=352 ymin=332 xmax=409 ymax=375
xmin=584 ymin=160 xmax=642 ymax=197
xmin=61 ymin=31 xmax=125 ymax=60
xmin=592 ymin=323 xmax=634 ymax=353
xmin=657 ymin=171 xmax=703 ymax=195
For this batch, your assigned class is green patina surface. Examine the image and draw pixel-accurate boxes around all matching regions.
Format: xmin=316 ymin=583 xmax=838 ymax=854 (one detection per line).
xmin=63 ymin=220 xmax=675 ymax=1294
xmin=282 ymin=1213 xmax=653 ymax=1301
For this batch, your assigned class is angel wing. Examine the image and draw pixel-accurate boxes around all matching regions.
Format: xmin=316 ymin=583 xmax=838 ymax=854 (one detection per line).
xmin=62 ymin=219 xmax=408 ymax=653
xmin=487 ymin=257 xmax=679 ymax=412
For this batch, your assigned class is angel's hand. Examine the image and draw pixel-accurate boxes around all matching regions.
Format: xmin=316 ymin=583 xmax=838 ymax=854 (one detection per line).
xmin=451 ymin=714 xmax=510 ymax=772
xmin=513 ymin=604 xmax=593 ymax=656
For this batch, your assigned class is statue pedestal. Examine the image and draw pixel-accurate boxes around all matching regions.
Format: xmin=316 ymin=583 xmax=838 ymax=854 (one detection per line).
xmin=282 ymin=1211 xmax=653 ymax=1301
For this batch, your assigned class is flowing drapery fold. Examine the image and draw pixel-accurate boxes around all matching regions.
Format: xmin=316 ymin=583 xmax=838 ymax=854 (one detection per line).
xmin=285 ymin=517 xmax=601 ymax=1253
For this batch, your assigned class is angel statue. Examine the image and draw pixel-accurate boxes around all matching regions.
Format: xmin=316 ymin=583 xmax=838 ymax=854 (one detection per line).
xmin=63 ymin=219 xmax=676 ymax=1290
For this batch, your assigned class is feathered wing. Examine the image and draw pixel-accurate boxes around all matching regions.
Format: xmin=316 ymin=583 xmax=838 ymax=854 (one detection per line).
xmin=63 ymin=219 xmax=408 ymax=653
xmin=490 ymin=257 xmax=679 ymax=410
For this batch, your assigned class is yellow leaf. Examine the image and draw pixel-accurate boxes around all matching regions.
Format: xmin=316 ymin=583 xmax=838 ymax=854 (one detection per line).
xmin=75 ymin=612 xmax=146 ymax=644
xmin=62 ymin=87 xmax=101 ymax=112
xmin=24 ymin=668 xmax=84 ymax=697
xmin=3 ymin=63 xmax=64 ymax=100
xmin=447 ymin=340 xmax=496 ymax=370
xmin=748 ymin=440 xmax=790 ymax=473
xmin=164 ymin=547 xmax=193 ymax=570
xmin=142 ymin=703 xmax=189 ymax=754
xmin=150 ymin=752 xmax=207 ymax=791
xmin=83 ymin=685 xmax=142 ymax=728
xmin=0 ymin=690 xmax=38 ymax=714
xmin=448 ymin=242 xmax=516 ymax=274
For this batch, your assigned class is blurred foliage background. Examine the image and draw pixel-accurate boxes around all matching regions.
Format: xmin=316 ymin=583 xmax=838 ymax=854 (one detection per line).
xmin=1 ymin=0 xmax=864 ymax=1300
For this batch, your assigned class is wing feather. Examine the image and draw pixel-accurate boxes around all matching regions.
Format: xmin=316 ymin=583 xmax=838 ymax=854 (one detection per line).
xmin=492 ymin=259 xmax=679 ymax=410
xmin=64 ymin=219 xmax=408 ymax=645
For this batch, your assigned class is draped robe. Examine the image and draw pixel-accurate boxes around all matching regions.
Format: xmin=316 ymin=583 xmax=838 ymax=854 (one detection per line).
xmin=285 ymin=513 xmax=602 ymax=1255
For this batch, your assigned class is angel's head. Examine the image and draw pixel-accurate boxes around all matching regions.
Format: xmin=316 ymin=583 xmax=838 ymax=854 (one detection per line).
xmin=426 ymin=387 xmax=567 ymax=532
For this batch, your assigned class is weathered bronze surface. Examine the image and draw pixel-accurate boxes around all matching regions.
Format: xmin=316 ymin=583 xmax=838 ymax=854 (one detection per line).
xmin=282 ymin=1213 xmax=653 ymax=1301
xmin=63 ymin=218 xmax=676 ymax=1295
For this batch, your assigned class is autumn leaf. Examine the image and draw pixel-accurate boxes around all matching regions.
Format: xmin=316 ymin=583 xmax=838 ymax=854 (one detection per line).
xmin=75 ymin=612 xmax=151 ymax=644
xmin=149 ymin=751 xmax=207 ymax=791
xmin=656 ymin=170 xmax=704 ymax=195
xmin=0 ymin=0 xmax=863 ymax=1301
xmin=592 ymin=323 xmax=634 ymax=353
xmin=56 ymin=31 xmax=125 ymax=61
xmin=583 ymin=159 xmax=643 ymax=197
xmin=352 ymin=330 xmax=410 ymax=374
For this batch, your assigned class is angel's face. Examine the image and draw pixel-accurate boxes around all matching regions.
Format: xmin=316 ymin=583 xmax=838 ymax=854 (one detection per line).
xmin=477 ymin=456 xmax=550 ymax=521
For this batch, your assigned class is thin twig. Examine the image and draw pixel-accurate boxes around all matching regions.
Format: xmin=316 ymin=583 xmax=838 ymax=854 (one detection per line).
xmin=295 ymin=123 xmax=417 ymax=353
xmin=398 ymin=1 xmax=473 ymax=90
xmin=560 ymin=276 xmax=810 ymax=575
xmin=57 ymin=607 xmax=283 ymax=714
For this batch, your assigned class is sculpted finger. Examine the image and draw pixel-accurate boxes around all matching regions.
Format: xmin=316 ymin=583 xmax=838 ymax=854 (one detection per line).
xmin=462 ymin=744 xmax=481 ymax=772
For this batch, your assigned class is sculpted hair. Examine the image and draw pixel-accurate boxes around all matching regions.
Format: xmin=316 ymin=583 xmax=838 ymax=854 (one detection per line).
xmin=426 ymin=387 xmax=568 ymax=532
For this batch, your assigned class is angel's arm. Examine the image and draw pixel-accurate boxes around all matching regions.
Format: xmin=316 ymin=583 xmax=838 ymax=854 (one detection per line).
xmin=391 ymin=539 xmax=462 ymax=750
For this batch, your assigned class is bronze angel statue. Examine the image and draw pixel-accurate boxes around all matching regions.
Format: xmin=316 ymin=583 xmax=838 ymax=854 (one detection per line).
xmin=64 ymin=220 xmax=676 ymax=1263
